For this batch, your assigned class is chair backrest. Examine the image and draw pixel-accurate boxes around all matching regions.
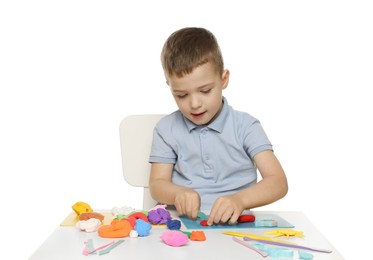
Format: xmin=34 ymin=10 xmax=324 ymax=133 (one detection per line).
xmin=119 ymin=114 xmax=165 ymax=210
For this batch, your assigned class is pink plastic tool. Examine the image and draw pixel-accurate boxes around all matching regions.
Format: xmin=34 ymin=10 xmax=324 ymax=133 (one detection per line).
xmin=82 ymin=240 xmax=115 ymax=256
xmin=232 ymin=237 xmax=268 ymax=257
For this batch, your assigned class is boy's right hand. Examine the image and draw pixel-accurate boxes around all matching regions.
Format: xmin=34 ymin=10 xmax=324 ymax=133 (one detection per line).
xmin=174 ymin=188 xmax=200 ymax=220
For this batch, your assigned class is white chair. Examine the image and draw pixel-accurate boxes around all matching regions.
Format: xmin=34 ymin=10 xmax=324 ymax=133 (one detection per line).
xmin=119 ymin=114 xmax=165 ymax=210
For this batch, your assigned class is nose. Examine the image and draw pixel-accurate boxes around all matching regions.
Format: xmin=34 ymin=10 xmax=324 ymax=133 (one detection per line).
xmin=190 ymin=94 xmax=202 ymax=110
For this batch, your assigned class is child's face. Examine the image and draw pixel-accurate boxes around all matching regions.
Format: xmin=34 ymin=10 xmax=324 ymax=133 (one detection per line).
xmin=167 ymin=62 xmax=229 ymax=125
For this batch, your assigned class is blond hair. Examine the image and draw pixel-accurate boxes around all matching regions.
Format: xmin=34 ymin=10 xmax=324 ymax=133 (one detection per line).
xmin=161 ymin=27 xmax=224 ymax=78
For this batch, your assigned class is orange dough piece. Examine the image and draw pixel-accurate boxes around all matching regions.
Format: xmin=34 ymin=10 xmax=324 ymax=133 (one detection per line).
xmin=79 ymin=212 xmax=105 ymax=222
xmin=190 ymin=231 xmax=206 ymax=241
xmin=98 ymin=219 xmax=132 ymax=238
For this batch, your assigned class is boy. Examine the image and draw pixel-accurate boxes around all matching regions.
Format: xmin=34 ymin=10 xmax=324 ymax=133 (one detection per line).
xmin=149 ymin=27 xmax=288 ymax=225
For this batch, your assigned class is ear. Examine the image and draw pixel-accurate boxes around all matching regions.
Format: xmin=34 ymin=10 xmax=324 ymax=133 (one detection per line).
xmin=164 ymin=74 xmax=170 ymax=86
xmin=221 ymin=69 xmax=230 ymax=89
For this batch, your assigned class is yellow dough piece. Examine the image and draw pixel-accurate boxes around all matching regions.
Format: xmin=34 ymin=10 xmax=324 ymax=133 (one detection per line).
xmin=72 ymin=201 xmax=93 ymax=215
xmin=265 ymin=228 xmax=304 ymax=238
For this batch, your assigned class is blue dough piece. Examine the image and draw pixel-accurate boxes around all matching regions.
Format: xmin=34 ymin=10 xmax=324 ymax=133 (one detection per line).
xmin=299 ymin=250 xmax=314 ymax=259
xmin=167 ymin=219 xmax=181 ymax=230
xmin=255 ymin=219 xmax=278 ymax=227
xmin=253 ymin=243 xmax=294 ymax=258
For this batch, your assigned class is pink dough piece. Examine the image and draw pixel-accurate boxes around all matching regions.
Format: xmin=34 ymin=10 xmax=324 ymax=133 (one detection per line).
xmin=160 ymin=230 xmax=189 ymax=247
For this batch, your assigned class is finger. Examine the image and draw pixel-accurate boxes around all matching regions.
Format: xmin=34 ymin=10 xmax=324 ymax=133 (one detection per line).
xmin=207 ymin=205 xmax=218 ymax=226
xmin=228 ymin=210 xmax=241 ymax=225
xmin=220 ymin=208 xmax=234 ymax=223
xmin=190 ymin=201 xmax=200 ymax=220
xmin=185 ymin=198 xmax=193 ymax=218
xmin=174 ymin=199 xmax=185 ymax=216
xmin=211 ymin=205 xmax=225 ymax=225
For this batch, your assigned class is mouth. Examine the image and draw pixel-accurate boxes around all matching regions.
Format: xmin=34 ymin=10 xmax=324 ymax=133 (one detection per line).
xmin=191 ymin=111 xmax=206 ymax=118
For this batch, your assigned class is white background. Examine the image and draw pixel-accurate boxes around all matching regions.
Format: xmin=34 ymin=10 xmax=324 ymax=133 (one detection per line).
xmin=1 ymin=1 xmax=372 ymax=259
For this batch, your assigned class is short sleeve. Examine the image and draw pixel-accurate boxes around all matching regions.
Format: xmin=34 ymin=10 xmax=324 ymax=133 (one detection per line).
xmin=148 ymin=124 xmax=177 ymax=164
xmin=242 ymin=117 xmax=273 ymax=158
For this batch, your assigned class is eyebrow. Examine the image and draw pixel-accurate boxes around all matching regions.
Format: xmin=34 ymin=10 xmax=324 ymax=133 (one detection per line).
xmin=172 ymin=83 xmax=214 ymax=93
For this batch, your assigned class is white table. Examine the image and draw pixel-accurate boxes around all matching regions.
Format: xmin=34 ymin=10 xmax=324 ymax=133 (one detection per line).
xmin=29 ymin=211 xmax=344 ymax=259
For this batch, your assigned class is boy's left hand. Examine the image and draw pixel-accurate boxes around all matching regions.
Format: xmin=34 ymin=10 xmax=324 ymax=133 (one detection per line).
xmin=207 ymin=194 xmax=244 ymax=226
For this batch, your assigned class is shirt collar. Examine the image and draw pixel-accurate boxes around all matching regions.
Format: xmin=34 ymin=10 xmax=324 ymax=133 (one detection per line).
xmin=182 ymin=96 xmax=228 ymax=133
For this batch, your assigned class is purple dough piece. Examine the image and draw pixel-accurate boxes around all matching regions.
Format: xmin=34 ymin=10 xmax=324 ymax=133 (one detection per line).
xmin=156 ymin=208 xmax=171 ymax=224
xmin=148 ymin=210 xmax=162 ymax=224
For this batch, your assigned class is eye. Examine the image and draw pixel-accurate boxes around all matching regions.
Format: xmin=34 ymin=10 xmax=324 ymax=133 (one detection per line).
xmin=176 ymin=93 xmax=187 ymax=99
xmin=201 ymin=89 xmax=211 ymax=94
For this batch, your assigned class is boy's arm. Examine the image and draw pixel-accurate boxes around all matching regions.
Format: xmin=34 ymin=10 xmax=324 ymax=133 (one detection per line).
xmin=242 ymin=150 xmax=288 ymax=208
xmin=149 ymin=162 xmax=200 ymax=219
xmin=208 ymin=150 xmax=288 ymax=225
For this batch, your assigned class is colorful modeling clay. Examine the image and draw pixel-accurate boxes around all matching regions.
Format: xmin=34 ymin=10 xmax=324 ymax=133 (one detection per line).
xmin=182 ymin=231 xmax=192 ymax=238
xmin=160 ymin=231 xmax=189 ymax=247
xmin=199 ymin=214 xmax=254 ymax=226
xmin=253 ymin=242 xmax=294 ymax=258
xmin=237 ymin=214 xmax=255 ymax=223
xmin=298 ymin=250 xmax=314 ymax=259
xmin=127 ymin=212 xmax=148 ymax=222
xmin=117 ymin=211 xmax=149 ymax=227
xmin=120 ymin=217 xmax=136 ymax=227
xmin=255 ymin=219 xmax=278 ymax=227
xmin=190 ymin=231 xmax=206 ymax=241
xmin=265 ymin=228 xmax=304 ymax=238
xmin=79 ymin=212 xmax=105 ymax=222
xmin=166 ymin=219 xmax=181 ymax=230
xmin=134 ymin=219 xmax=152 ymax=236
xmin=112 ymin=206 xmax=136 ymax=217
xmin=98 ymin=219 xmax=132 ymax=238
xmin=148 ymin=208 xmax=171 ymax=224
xmin=148 ymin=204 xmax=167 ymax=211
xmin=72 ymin=201 xmax=93 ymax=215
xmin=76 ymin=218 xmax=101 ymax=232
xmin=129 ymin=230 xmax=139 ymax=238
xmin=200 ymin=220 xmax=209 ymax=226
xmin=117 ymin=210 xmax=149 ymax=219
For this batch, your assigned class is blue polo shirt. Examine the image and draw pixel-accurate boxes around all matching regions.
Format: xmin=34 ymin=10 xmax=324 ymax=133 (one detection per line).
xmin=149 ymin=97 xmax=272 ymax=209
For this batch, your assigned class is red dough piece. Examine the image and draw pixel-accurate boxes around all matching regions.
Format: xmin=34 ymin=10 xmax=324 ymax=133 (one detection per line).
xmin=199 ymin=215 xmax=255 ymax=226
xmin=122 ymin=216 xmax=136 ymax=227
xmin=200 ymin=220 xmax=209 ymax=226
xmin=237 ymin=215 xmax=255 ymax=223
xmin=128 ymin=212 xmax=148 ymax=222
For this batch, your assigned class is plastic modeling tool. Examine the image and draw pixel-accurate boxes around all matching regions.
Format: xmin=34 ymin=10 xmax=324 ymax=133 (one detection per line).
xmin=232 ymin=237 xmax=268 ymax=257
xmin=243 ymin=236 xmax=332 ymax=253
xmin=223 ymin=231 xmax=294 ymax=244
xmin=98 ymin=240 xmax=125 ymax=255
xmin=82 ymin=240 xmax=115 ymax=256
xmin=197 ymin=211 xmax=208 ymax=220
